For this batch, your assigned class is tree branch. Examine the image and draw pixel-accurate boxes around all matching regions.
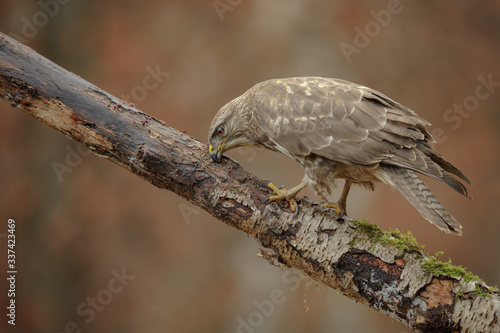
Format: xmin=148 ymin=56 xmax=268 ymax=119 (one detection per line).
xmin=1 ymin=33 xmax=498 ymax=333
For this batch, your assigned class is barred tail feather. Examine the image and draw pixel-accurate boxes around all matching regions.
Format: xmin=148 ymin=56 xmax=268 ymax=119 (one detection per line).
xmin=379 ymin=166 xmax=463 ymax=235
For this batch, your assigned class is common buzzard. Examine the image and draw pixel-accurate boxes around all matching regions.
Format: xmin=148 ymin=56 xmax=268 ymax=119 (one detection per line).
xmin=208 ymin=77 xmax=471 ymax=235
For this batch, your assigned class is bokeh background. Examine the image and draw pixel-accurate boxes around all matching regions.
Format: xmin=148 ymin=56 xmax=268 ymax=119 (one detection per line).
xmin=1 ymin=1 xmax=500 ymax=332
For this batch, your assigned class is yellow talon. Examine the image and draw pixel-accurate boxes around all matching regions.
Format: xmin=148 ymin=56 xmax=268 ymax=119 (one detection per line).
xmin=267 ymin=183 xmax=286 ymax=204
xmin=266 ymin=182 xmax=306 ymax=213
xmin=321 ymin=202 xmax=345 ymax=217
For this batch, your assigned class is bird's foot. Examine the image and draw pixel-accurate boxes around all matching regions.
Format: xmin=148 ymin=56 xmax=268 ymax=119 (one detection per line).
xmin=320 ymin=201 xmax=346 ymax=218
xmin=316 ymin=202 xmax=356 ymax=229
xmin=266 ymin=182 xmax=303 ymax=213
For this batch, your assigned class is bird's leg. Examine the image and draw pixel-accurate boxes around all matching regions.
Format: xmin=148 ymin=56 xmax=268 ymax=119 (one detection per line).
xmin=338 ymin=180 xmax=352 ymax=214
xmin=267 ymin=182 xmax=307 ymax=213
xmin=323 ymin=180 xmax=352 ymax=216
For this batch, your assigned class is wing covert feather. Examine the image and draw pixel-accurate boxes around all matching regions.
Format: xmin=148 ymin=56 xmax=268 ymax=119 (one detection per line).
xmin=251 ymin=77 xmax=428 ymax=166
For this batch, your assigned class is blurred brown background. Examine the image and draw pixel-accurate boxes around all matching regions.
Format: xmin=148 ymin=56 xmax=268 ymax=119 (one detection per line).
xmin=1 ymin=1 xmax=499 ymax=332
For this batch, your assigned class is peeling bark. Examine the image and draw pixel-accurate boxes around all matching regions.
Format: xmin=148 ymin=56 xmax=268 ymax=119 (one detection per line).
xmin=1 ymin=33 xmax=499 ymax=333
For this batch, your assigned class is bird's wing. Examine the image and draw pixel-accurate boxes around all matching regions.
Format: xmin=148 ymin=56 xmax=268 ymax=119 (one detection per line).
xmin=251 ymin=77 xmax=469 ymax=196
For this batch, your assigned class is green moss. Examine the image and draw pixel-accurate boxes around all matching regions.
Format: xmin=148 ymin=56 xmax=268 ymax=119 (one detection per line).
xmin=352 ymin=219 xmax=424 ymax=253
xmin=423 ymin=251 xmax=482 ymax=284
xmin=423 ymin=252 xmax=494 ymax=298
xmin=346 ymin=240 xmax=357 ymax=247
xmin=380 ymin=229 xmax=423 ymax=253
xmin=474 ymin=284 xmax=491 ymax=298
xmin=349 ymin=220 xmax=497 ymax=299
xmin=455 ymin=290 xmax=465 ymax=302
xmin=353 ymin=219 xmax=383 ymax=238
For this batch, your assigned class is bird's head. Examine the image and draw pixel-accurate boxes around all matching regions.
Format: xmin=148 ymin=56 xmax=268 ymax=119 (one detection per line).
xmin=208 ymin=95 xmax=253 ymax=163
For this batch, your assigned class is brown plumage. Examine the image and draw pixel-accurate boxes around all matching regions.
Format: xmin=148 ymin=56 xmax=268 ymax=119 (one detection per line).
xmin=208 ymin=77 xmax=471 ymax=235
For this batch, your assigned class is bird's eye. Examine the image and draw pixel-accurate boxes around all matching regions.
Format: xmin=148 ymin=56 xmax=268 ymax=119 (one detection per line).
xmin=216 ymin=126 xmax=225 ymax=137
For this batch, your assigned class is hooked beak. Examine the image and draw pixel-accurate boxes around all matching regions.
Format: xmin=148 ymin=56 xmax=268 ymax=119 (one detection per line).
xmin=209 ymin=138 xmax=226 ymax=163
